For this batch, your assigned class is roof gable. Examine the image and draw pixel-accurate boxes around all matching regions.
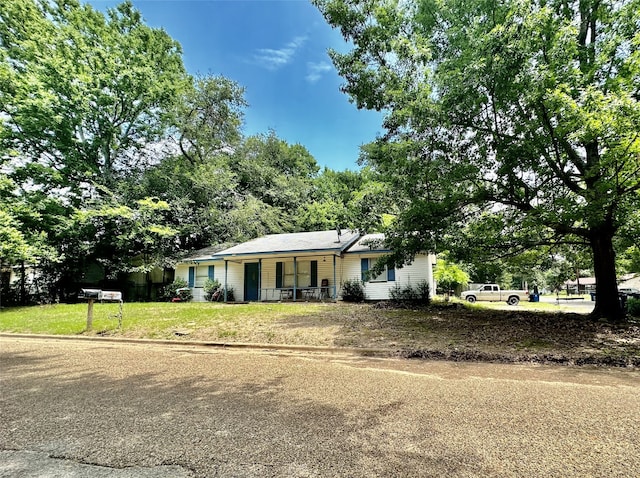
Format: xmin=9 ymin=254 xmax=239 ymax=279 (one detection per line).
xmin=344 ymin=233 xmax=390 ymax=253
xmin=180 ymin=244 xmax=234 ymax=262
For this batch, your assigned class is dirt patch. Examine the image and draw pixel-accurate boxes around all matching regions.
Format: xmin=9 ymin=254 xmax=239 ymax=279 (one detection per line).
xmin=279 ymin=302 xmax=640 ymax=368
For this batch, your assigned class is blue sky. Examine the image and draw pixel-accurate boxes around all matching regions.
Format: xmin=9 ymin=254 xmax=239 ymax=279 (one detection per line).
xmin=88 ymin=0 xmax=385 ymax=171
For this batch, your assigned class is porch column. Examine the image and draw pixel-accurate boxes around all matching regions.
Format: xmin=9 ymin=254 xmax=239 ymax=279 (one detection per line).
xmin=333 ymin=255 xmax=337 ymax=300
xmin=293 ymin=256 xmax=297 ymax=302
xmin=258 ymin=259 xmax=262 ymax=301
xmin=224 ymin=260 xmax=228 ymax=302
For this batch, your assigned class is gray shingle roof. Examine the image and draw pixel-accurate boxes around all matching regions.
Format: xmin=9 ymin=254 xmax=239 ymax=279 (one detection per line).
xmin=213 ymin=229 xmax=360 ymax=257
xmin=344 ymin=234 xmax=390 ymax=253
xmin=181 ymin=244 xmax=234 ymax=262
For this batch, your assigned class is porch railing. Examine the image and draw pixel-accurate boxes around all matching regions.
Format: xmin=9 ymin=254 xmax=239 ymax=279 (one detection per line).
xmin=260 ymin=286 xmax=334 ymax=302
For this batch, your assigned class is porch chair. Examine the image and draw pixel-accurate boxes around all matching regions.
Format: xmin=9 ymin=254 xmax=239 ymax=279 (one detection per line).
xmin=320 ymin=279 xmax=330 ymax=300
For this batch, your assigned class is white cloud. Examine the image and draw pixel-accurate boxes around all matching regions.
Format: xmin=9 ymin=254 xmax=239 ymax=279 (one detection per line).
xmin=306 ymin=61 xmax=332 ymax=83
xmin=253 ymin=36 xmax=308 ymax=70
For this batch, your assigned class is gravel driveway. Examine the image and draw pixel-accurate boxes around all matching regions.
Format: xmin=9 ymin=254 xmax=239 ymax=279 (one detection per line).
xmin=1 ymin=337 xmax=639 ymax=477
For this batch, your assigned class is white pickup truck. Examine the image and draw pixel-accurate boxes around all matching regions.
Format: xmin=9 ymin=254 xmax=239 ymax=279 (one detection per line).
xmin=461 ymin=284 xmax=528 ymax=305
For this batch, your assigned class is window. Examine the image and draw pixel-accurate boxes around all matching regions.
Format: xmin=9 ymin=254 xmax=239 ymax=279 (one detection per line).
xmin=277 ymin=260 xmax=317 ymax=288
xmin=283 ymin=261 xmax=296 ymax=287
xmin=361 ymin=258 xmax=395 ymax=283
xmin=195 ymin=266 xmax=211 ymax=287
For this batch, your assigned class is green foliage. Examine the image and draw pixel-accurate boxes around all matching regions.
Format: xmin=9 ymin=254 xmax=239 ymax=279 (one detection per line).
xmin=160 ymin=278 xmax=191 ymax=301
xmin=203 ymin=279 xmax=234 ymax=302
xmin=389 ymin=284 xmax=417 ymax=302
xmin=1 ymin=0 xmax=190 ymax=194
xmin=627 ymin=298 xmax=640 ymax=318
xmin=341 ymin=279 xmax=366 ymax=302
xmin=223 ymin=286 xmax=235 ymax=302
xmin=175 ymin=75 xmax=246 ymax=163
xmin=203 ymin=278 xmax=222 ymax=301
xmin=618 ymin=245 xmax=640 ymax=275
xmin=389 ymin=280 xmax=430 ymax=305
xmin=415 ymin=280 xmax=431 ymax=304
xmin=315 ymin=0 xmax=640 ymax=320
xmin=0 ymin=302 xmax=328 ymax=336
xmin=434 ymin=259 xmax=470 ymax=296
xmin=1 ymin=0 xmax=381 ymax=306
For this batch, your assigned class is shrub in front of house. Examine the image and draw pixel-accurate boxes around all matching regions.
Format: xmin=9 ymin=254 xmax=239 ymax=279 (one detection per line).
xmin=223 ymin=286 xmax=235 ymax=302
xmin=341 ymin=279 xmax=366 ymax=302
xmin=627 ymin=298 xmax=640 ymax=317
xmin=389 ymin=280 xmax=431 ymax=305
xmin=390 ymin=284 xmax=418 ymax=302
xmin=204 ymin=278 xmax=221 ymax=301
xmin=160 ymin=279 xmax=192 ymax=301
xmin=416 ymin=280 xmax=431 ymax=304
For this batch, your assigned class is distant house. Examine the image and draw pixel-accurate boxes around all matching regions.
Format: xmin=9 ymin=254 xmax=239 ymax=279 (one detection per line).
xmin=564 ymin=277 xmax=596 ymax=294
xmin=618 ymin=273 xmax=640 ymax=291
xmin=174 ymin=229 xmax=436 ymax=302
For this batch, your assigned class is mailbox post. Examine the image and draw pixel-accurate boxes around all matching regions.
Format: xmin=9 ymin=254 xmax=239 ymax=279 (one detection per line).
xmin=100 ymin=291 xmax=123 ymax=328
xmin=79 ymin=289 xmax=101 ymax=331
xmin=78 ymin=289 xmax=123 ymax=330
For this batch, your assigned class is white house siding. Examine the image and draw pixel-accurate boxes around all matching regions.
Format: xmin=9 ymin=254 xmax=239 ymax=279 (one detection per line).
xmin=175 ymin=261 xmax=227 ymax=302
xmin=183 ymin=256 xmax=340 ymax=302
xmin=257 ymin=255 xmax=339 ymax=301
xmin=178 ymin=254 xmax=435 ymax=302
xmin=221 ymin=261 xmax=245 ymax=301
xmin=340 ymin=253 xmax=436 ymax=301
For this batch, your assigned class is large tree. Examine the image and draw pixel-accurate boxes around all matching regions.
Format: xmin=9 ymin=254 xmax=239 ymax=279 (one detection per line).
xmin=316 ymin=0 xmax=640 ymax=320
xmin=0 ymin=0 xmax=190 ymax=300
xmin=0 ymin=0 xmax=189 ymax=196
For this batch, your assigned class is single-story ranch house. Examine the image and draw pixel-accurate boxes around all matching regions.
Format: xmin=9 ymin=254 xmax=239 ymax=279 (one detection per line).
xmin=175 ymin=229 xmax=437 ymax=302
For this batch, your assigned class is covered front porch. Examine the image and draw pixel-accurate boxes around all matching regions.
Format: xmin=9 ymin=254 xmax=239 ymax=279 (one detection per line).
xmin=221 ymin=254 xmax=340 ymax=302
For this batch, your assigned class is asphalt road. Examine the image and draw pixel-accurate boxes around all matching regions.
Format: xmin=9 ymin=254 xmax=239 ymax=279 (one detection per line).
xmin=1 ymin=337 xmax=639 ymax=477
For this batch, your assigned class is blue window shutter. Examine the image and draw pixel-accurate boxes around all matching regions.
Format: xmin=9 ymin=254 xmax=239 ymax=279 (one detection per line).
xmin=387 ymin=266 xmax=395 ymax=282
xmin=188 ymin=267 xmax=195 ymax=287
xmin=208 ymin=265 xmax=214 ymax=280
xmin=311 ymin=261 xmax=318 ymax=287
xmin=276 ymin=262 xmax=283 ymax=288
xmin=361 ymin=258 xmax=369 ymax=282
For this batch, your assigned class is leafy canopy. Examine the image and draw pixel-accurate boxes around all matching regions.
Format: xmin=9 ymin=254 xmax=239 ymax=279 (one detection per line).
xmin=316 ymin=0 xmax=640 ymax=320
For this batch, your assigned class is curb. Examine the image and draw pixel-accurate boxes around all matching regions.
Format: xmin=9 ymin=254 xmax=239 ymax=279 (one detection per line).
xmin=0 ymin=333 xmax=392 ymax=358
xmin=1 ymin=333 xmax=637 ymax=369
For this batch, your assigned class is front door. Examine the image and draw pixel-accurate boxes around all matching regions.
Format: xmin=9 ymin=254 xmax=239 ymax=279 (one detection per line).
xmin=244 ymin=263 xmax=259 ymax=301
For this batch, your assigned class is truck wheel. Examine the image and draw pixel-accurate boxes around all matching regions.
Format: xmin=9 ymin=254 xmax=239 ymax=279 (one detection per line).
xmin=507 ymin=296 xmax=519 ymax=306
xmin=466 ymin=296 xmax=476 ymax=303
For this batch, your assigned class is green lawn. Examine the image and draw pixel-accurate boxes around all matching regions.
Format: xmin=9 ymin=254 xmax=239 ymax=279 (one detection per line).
xmin=2 ymin=301 xmax=637 ymax=367
xmin=0 ymin=302 xmax=328 ymax=338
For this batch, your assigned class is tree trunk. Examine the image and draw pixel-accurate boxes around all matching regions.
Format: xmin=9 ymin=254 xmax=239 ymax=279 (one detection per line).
xmin=590 ymin=229 xmax=624 ymax=321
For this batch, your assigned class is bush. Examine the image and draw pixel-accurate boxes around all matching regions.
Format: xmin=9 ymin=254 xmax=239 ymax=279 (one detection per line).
xmin=390 ymin=284 xmax=418 ymax=302
xmin=389 ymin=280 xmax=431 ymax=305
xmin=416 ymin=280 xmax=431 ymax=304
xmin=341 ymin=279 xmax=366 ymax=302
xmin=204 ymin=278 xmax=221 ymax=301
xmin=627 ymin=297 xmax=640 ymax=317
xmin=160 ymin=279 xmax=192 ymax=301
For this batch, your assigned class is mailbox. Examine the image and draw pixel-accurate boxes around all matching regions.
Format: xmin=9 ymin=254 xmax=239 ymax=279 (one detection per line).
xmin=78 ymin=289 xmax=123 ymax=331
xmin=100 ymin=290 xmax=122 ymax=302
xmin=79 ymin=288 xmax=101 ymax=299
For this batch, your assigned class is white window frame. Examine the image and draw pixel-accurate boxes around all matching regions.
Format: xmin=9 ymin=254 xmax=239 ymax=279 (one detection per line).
xmin=195 ymin=266 xmax=210 ymax=288
xmin=283 ymin=261 xmax=311 ymax=288
xmin=367 ymin=258 xmax=388 ymax=283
